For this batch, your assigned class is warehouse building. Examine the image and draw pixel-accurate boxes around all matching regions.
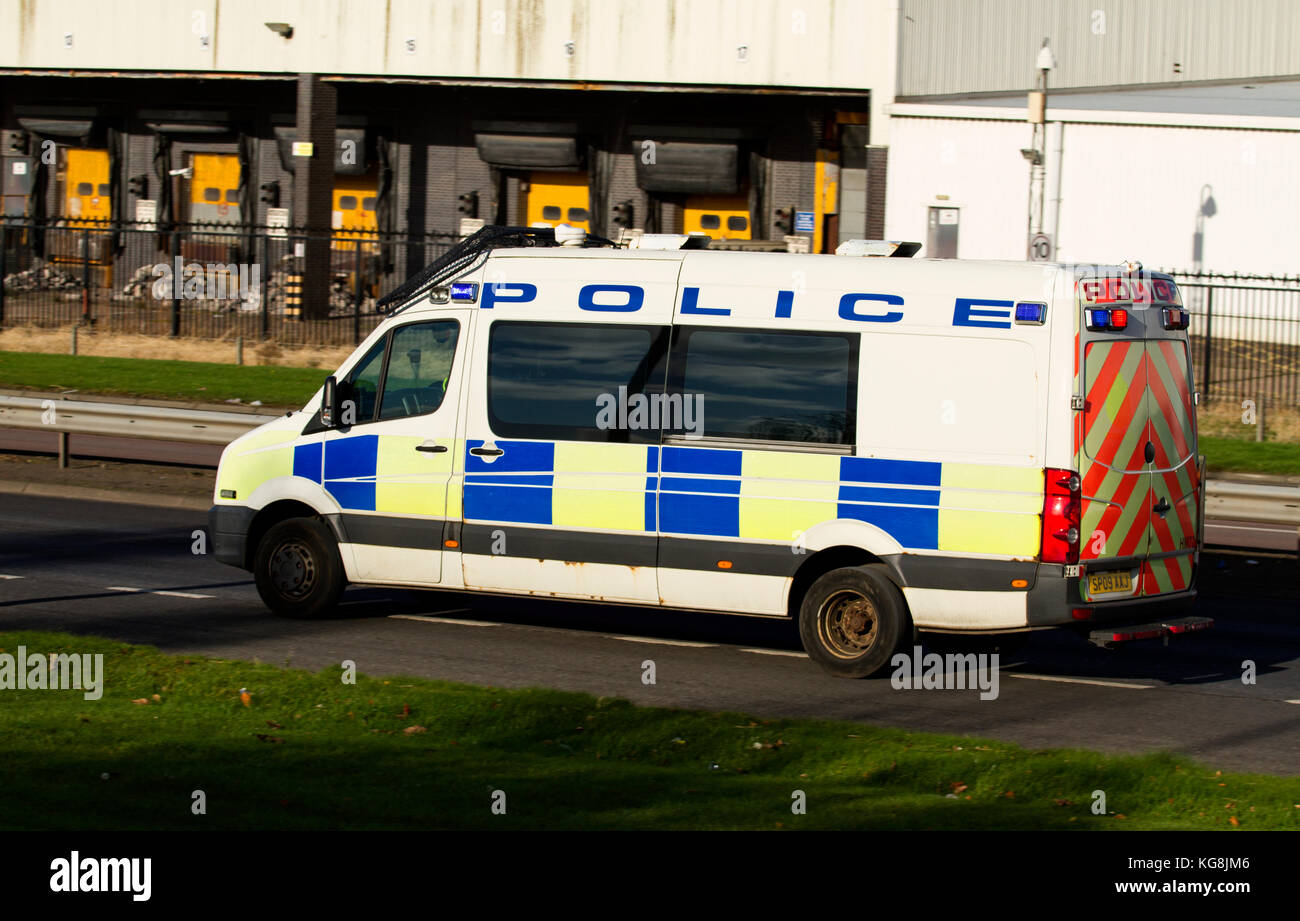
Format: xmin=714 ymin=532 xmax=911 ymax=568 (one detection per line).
xmin=0 ymin=0 xmax=896 ymax=315
xmin=885 ymin=0 xmax=1300 ymax=276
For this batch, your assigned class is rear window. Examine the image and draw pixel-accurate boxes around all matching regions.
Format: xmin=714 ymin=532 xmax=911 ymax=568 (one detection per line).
xmin=488 ymin=321 xmax=669 ymax=443
xmin=668 ymin=327 xmax=857 ymax=446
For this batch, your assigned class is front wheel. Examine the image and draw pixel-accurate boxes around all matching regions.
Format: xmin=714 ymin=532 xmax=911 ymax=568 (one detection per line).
xmin=253 ymin=517 xmax=346 ymax=618
xmin=798 ymin=565 xmax=910 ymax=678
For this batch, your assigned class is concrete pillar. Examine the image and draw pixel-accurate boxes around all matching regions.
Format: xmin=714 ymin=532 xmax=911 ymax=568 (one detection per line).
xmin=294 ymin=73 xmax=337 ymax=320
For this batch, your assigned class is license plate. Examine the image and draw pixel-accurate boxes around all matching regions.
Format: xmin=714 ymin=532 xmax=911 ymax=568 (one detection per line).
xmin=1088 ymin=570 xmax=1133 ymax=596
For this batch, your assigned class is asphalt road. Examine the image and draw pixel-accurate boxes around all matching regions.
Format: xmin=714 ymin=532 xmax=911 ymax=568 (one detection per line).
xmin=1 ymin=493 xmax=1297 ymax=775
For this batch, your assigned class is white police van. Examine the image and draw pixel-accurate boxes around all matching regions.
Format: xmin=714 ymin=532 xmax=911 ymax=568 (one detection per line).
xmin=209 ymin=225 xmax=1209 ymax=677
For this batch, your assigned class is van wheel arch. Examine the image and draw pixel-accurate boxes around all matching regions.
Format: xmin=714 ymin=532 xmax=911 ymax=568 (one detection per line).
xmin=787 ymin=546 xmax=906 ymax=619
xmin=245 ymin=500 xmax=334 ymax=570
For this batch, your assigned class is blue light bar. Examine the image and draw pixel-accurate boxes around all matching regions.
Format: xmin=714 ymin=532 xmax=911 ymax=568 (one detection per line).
xmin=449 ymin=282 xmax=479 ymax=302
xmin=1087 ymin=308 xmax=1111 ymax=330
xmin=1014 ymin=302 xmax=1046 ymax=325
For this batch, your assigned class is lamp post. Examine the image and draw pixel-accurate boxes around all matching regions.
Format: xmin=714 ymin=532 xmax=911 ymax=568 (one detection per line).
xmin=1023 ymin=38 xmax=1055 ymax=258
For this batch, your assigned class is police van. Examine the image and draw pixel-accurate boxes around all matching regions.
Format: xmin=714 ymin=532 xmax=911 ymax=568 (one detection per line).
xmin=209 ymin=225 xmax=1209 ymax=678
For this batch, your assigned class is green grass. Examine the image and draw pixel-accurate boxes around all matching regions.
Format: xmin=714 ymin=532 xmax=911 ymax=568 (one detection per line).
xmin=0 ymin=351 xmax=323 ymax=408
xmin=1 ymin=631 xmax=1296 ymax=831
xmin=1202 ymin=436 xmax=1300 ymax=477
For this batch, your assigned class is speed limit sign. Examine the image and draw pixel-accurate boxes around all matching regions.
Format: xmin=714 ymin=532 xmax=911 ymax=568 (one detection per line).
xmin=1028 ymin=232 xmax=1054 ymax=261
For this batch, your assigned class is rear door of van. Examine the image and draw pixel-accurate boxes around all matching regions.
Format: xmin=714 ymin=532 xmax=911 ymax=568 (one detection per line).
xmin=1076 ymin=273 xmax=1200 ymax=602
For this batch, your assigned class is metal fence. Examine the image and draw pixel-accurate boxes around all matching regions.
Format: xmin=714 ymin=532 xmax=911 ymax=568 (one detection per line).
xmin=0 ymin=218 xmax=461 ymax=347
xmin=1169 ymin=271 xmax=1300 ymax=408
xmin=3 ymin=220 xmax=1299 ymax=403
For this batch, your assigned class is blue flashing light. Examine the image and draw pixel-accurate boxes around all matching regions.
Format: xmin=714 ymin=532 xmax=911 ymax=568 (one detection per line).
xmin=450 ymin=282 xmax=479 ymax=302
xmin=1014 ymin=302 xmax=1046 ymax=325
xmin=1087 ymin=308 xmax=1111 ymax=330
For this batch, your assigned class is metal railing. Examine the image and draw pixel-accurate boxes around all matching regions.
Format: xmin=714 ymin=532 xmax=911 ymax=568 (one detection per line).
xmin=1167 ymin=271 xmax=1300 ymax=407
xmin=0 ymin=218 xmax=462 ymax=347
xmin=4 ymin=394 xmax=1296 ymax=531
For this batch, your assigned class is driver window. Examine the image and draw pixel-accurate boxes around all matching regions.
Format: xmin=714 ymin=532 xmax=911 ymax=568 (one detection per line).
xmin=378 ymin=320 xmax=460 ymax=420
xmin=342 ymin=338 xmax=386 ymax=423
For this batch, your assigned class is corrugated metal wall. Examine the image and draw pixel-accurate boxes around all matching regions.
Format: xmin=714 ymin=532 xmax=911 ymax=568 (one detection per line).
xmin=898 ymin=0 xmax=1300 ymax=97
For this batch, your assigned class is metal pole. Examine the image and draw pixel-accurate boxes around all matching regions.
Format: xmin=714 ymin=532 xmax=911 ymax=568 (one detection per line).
xmin=353 ymin=241 xmax=362 ymax=344
xmin=170 ymin=228 xmax=182 ymax=337
xmin=261 ymin=229 xmax=270 ymax=339
xmin=1202 ymin=287 xmax=1213 ymax=403
xmin=0 ymin=223 xmax=6 ymax=328
xmin=80 ymin=227 xmax=91 ymax=324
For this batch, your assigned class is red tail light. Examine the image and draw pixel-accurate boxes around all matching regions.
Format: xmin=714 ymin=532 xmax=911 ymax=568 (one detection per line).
xmin=1041 ymin=468 xmax=1081 ymax=564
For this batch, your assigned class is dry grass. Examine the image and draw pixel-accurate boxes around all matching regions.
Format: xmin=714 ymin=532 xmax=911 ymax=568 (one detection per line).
xmin=1198 ymin=399 xmax=1300 ymax=443
xmin=0 ymin=326 xmax=353 ymax=370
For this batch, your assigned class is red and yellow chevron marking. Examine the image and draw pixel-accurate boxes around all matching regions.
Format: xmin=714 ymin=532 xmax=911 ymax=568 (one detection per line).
xmin=1078 ymin=337 xmax=1199 ymax=593
xmin=1080 ymin=340 xmax=1151 ymax=562
xmin=1142 ymin=340 xmax=1198 ymax=595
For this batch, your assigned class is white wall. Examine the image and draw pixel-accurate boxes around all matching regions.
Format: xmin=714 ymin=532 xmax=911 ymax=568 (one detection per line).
xmin=0 ymin=0 xmax=895 ymax=99
xmin=883 ymin=116 xmax=1032 ymax=260
xmin=885 ymin=110 xmax=1300 ymax=275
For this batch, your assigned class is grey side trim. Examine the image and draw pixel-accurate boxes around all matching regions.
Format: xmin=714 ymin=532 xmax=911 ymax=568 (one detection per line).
xmin=659 ymin=536 xmax=804 ymax=578
xmin=461 ymin=523 xmax=657 ymax=568
xmin=884 ymin=554 xmax=1039 ymax=591
xmin=332 ymin=513 xmax=445 ymax=551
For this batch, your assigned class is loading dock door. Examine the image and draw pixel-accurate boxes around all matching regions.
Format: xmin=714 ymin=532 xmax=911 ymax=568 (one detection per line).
xmin=64 ymin=148 xmax=111 ymax=225
xmin=525 ymin=171 xmax=590 ymax=231
xmin=683 ymin=192 xmax=751 ymax=240
xmin=332 ymin=169 xmax=379 ymax=251
xmin=189 ymin=153 xmax=242 ymax=225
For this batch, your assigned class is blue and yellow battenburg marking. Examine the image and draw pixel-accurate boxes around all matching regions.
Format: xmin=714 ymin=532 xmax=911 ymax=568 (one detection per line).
xmin=455 ymin=440 xmax=1041 ymax=556
xmin=292 ymin=434 xmax=459 ymax=517
xmin=281 ymin=435 xmax=1040 ymax=556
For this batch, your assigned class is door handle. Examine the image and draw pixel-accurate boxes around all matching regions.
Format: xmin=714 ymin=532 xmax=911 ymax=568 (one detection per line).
xmin=415 ymin=444 xmax=448 ymax=453
xmin=470 ymin=446 xmax=504 ymax=457
xmin=1153 ymin=496 xmax=1171 ymax=517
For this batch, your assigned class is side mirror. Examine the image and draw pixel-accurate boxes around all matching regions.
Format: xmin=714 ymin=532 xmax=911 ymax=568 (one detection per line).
xmin=321 ymin=375 xmax=338 ymax=427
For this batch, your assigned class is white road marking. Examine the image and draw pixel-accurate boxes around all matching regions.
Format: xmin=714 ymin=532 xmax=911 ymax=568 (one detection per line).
xmin=606 ymin=635 xmax=717 ymax=648
xmin=106 ymin=586 xmax=213 ymax=599
xmin=389 ymin=614 xmax=499 ymax=627
xmin=1006 ymin=672 xmax=1154 ymax=690
xmin=1285 ymin=700 xmax=1300 ymax=705
xmin=0 ymin=574 xmax=23 ymax=580
xmin=741 ymin=648 xmax=809 ymax=658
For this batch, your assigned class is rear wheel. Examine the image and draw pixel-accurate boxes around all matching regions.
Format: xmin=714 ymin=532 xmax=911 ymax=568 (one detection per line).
xmin=799 ymin=565 xmax=910 ymax=678
xmin=253 ymin=517 xmax=345 ymax=618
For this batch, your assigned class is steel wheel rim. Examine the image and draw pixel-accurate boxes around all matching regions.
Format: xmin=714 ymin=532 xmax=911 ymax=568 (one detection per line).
xmin=818 ymin=589 xmax=879 ymax=659
xmin=269 ymin=538 xmax=316 ymax=599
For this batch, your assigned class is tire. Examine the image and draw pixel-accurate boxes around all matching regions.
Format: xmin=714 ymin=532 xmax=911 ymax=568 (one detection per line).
xmin=798 ymin=565 xmax=910 ymax=678
xmin=253 ymin=517 xmax=346 ymax=618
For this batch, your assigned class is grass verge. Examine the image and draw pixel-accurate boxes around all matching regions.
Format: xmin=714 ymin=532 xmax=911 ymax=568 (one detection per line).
xmin=0 ymin=351 xmax=322 ymax=408
xmin=1 ymin=631 xmax=1296 ymax=830
xmin=1202 ymin=436 xmax=1300 ymax=477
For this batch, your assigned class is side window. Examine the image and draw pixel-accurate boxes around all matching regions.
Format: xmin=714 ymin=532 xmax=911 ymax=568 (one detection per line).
xmin=488 ymin=321 xmax=669 ymax=442
xmin=668 ymin=327 xmax=858 ymax=446
xmin=341 ymin=338 xmax=387 ymax=424
xmin=378 ymin=320 xmax=460 ymax=420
